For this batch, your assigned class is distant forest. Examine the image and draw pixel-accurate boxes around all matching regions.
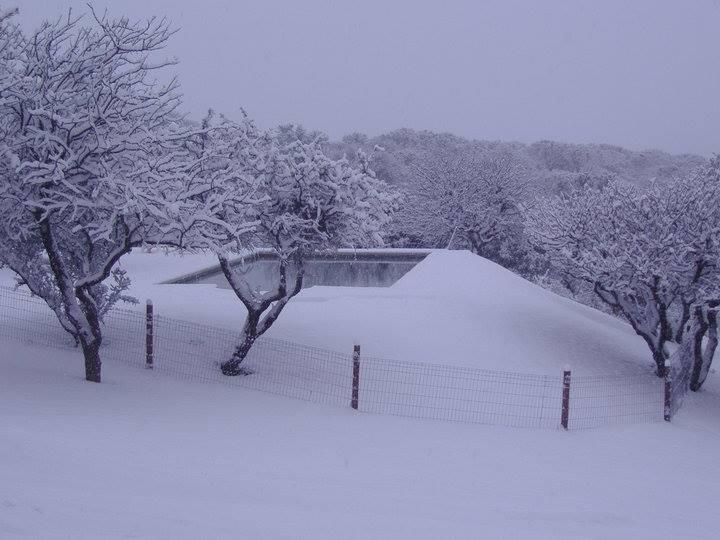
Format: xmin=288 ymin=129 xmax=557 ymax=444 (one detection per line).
xmin=321 ymin=127 xmax=706 ymax=193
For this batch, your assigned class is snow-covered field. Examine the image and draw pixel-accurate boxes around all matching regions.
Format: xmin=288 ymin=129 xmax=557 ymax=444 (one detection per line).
xmin=2 ymin=344 xmax=720 ymax=539
xmin=2 ymin=250 xmax=720 ymax=538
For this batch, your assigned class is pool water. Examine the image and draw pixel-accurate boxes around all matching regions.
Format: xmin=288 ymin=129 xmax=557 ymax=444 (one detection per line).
xmin=172 ymin=251 xmax=429 ymax=291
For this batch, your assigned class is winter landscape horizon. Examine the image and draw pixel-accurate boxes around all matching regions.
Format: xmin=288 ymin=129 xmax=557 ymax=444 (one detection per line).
xmin=1 ymin=2 xmax=720 ymax=539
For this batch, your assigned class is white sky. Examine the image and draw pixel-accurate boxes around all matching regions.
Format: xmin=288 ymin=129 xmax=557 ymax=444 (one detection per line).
xmin=15 ymin=0 xmax=720 ymax=155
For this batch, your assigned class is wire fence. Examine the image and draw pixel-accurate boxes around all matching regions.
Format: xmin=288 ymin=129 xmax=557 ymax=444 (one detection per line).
xmin=666 ymin=342 xmax=693 ymax=418
xmin=0 ymin=286 xmax=677 ymax=430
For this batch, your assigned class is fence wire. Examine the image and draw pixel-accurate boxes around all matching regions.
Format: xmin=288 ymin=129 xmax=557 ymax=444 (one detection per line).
xmin=667 ymin=345 xmax=693 ymax=417
xmin=151 ymin=314 xmax=352 ymax=407
xmin=0 ymin=286 xmax=672 ymax=430
xmin=569 ymin=374 xmax=664 ymax=429
xmin=359 ymin=357 xmax=561 ymax=428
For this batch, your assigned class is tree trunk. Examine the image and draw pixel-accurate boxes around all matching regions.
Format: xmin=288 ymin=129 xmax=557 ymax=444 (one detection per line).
xmin=221 ymin=311 xmax=259 ymax=376
xmin=675 ymin=300 xmax=691 ymax=343
xmin=219 ymin=255 xmax=305 ymax=376
xmin=76 ymin=289 xmax=105 ymax=383
xmin=652 ymin=347 xmax=668 ymax=378
xmin=80 ymin=337 xmax=102 ymax=383
xmin=37 ymin=218 xmax=105 ymax=382
xmin=221 ymin=334 xmax=257 ymax=376
xmin=593 ymin=282 xmax=668 ymax=377
xmin=690 ymin=307 xmax=718 ymax=391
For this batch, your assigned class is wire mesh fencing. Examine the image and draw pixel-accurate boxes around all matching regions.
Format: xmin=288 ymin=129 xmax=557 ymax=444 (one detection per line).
xmin=0 ymin=285 xmax=675 ymax=430
xmin=569 ymin=373 xmax=664 ymax=429
xmin=358 ymin=357 xmax=562 ymax=428
xmin=666 ymin=344 xmax=693 ymax=418
xmin=150 ymin=314 xmax=352 ymax=407
xmin=0 ymin=287 xmax=77 ymax=349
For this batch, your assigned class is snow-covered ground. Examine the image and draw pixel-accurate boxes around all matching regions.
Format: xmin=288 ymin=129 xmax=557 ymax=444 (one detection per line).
xmin=13 ymin=248 xmax=653 ymax=375
xmin=2 ymin=249 xmax=719 ymax=538
xmin=1 ymin=344 xmax=720 ymax=539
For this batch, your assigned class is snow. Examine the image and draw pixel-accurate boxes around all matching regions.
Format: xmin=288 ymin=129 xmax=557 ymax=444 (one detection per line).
xmin=0 ymin=248 xmax=652 ymax=375
xmin=2 ymin=343 xmax=720 ymax=539
xmin=74 ymin=249 xmax=652 ymax=375
xmin=2 ymin=248 xmax=720 ymax=537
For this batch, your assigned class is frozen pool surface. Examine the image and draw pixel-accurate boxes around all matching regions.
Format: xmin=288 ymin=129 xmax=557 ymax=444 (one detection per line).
xmin=168 ymin=250 xmax=430 ymax=291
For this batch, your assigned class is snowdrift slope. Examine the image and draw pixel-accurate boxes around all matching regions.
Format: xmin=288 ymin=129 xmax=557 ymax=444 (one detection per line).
xmin=389 ymin=250 xmax=651 ymax=374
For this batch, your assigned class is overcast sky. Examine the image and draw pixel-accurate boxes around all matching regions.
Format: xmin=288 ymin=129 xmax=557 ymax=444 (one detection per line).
xmin=16 ymin=0 xmax=720 ymax=156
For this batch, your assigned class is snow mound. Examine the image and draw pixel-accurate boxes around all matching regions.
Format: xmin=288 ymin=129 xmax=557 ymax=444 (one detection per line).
xmin=395 ymin=249 xmax=539 ymax=296
xmin=391 ymin=250 xmax=651 ymax=375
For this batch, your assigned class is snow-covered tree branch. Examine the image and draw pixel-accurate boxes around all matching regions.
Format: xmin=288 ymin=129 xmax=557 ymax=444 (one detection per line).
xmin=217 ymin=137 xmax=397 ymax=376
xmin=0 ymin=9 xmax=199 ymax=382
xmin=392 ymin=150 xmax=535 ymax=274
xmin=528 ymin=164 xmax=720 ymax=381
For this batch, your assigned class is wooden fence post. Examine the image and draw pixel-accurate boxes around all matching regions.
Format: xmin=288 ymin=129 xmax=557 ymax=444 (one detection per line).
xmin=561 ymin=366 xmax=571 ymax=430
xmin=663 ymin=368 xmax=672 ymax=422
xmin=351 ymin=344 xmax=360 ymax=410
xmin=145 ymin=299 xmax=154 ymax=369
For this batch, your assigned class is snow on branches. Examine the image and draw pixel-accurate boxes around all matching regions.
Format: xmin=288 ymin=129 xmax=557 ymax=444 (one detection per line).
xmin=153 ymin=111 xmax=267 ymax=253
xmin=0 ymin=9 xmax=197 ymax=382
xmin=218 ymin=135 xmax=397 ymax=375
xmin=393 ymin=150 xmax=532 ymax=273
xmin=253 ymin=141 xmax=396 ymax=256
xmin=0 ymin=8 xmax=396 ymax=382
xmin=528 ymin=169 xmax=720 ymax=380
